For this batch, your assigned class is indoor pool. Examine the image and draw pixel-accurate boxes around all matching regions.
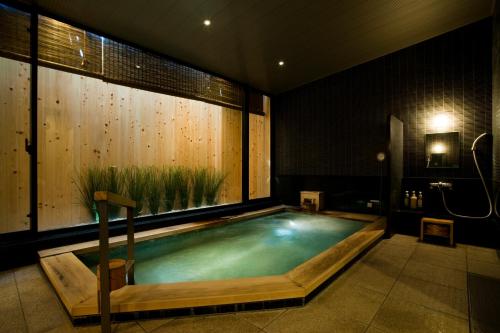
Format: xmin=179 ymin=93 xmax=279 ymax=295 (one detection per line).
xmin=78 ymin=211 xmax=367 ymax=284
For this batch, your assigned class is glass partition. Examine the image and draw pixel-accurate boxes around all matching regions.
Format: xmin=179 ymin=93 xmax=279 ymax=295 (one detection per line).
xmin=0 ymin=4 xmax=31 ymax=234
xmin=249 ymin=95 xmax=271 ymax=199
xmin=0 ymin=57 xmax=31 ymax=233
xmin=38 ymin=66 xmax=242 ymax=230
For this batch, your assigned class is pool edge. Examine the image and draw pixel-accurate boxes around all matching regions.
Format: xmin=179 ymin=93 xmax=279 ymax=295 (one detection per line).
xmin=39 ymin=207 xmax=386 ymax=321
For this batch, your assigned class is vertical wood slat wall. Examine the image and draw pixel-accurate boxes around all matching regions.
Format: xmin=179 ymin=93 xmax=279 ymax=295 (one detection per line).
xmin=37 ymin=66 xmax=242 ymax=231
xmin=0 ymin=5 xmax=271 ymax=234
xmin=0 ymin=57 xmax=30 ymax=233
xmin=249 ymin=96 xmax=271 ymax=199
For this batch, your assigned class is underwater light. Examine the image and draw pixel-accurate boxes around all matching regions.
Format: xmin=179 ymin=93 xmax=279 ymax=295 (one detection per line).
xmin=275 ymin=228 xmax=293 ymax=237
xmin=278 ymin=60 xmax=285 ymax=66
xmin=203 ymin=19 xmax=211 ymax=26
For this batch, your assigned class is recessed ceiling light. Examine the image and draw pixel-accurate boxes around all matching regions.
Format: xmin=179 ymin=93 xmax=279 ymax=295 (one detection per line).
xmin=278 ymin=60 xmax=285 ymax=66
xmin=203 ymin=19 xmax=211 ymax=26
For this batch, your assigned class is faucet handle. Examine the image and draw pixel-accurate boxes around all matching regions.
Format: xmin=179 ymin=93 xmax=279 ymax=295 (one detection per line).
xmin=429 ymin=181 xmax=453 ymax=190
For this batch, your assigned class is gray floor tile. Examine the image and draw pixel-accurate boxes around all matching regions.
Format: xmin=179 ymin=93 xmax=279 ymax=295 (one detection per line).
xmin=365 ymin=326 xmax=388 ymax=333
xmin=410 ymin=245 xmax=466 ymax=271
xmin=312 ymin=282 xmax=386 ymax=324
xmin=137 ymin=318 xmax=174 ymax=332
xmin=15 ymin=265 xmax=73 ymax=333
xmin=152 ymin=315 xmax=261 ymax=333
xmin=402 ymin=259 xmax=467 ymax=290
xmin=235 ymin=309 xmax=286 ymax=329
xmin=366 ymin=241 xmax=416 ymax=261
xmin=0 ymin=270 xmax=27 ymax=333
xmin=112 ymin=322 xmax=146 ymax=333
xmin=467 ymin=246 xmax=500 ymax=265
xmin=263 ymin=306 xmax=367 ymax=333
xmin=386 ymin=234 xmax=419 ymax=246
xmin=74 ymin=325 xmax=102 ymax=333
xmin=344 ymin=253 xmax=406 ymax=295
xmin=371 ymin=297 xmax=469 ymax=333
xmin=468 ymin=259 xmax=500 ymax=279
xmin=72 ymin=322 xmax=146 ymax=333
xmin=388 ymin=275 xmax=468 ymax=319
xmin=417 ymin=242 xmax=466 ymax=258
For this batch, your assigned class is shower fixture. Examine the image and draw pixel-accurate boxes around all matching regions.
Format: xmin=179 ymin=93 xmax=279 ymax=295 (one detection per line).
xmin=434 ymin=133 xmax=492 ymax=219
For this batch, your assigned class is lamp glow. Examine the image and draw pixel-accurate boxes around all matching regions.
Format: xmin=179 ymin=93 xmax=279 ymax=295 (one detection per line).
xmin=203 ymin=19 xmax=211 ymax=26
xmin=431 ymin=142 xmax=447 ymax=154
xmin=431 ymin=113 xmax=451 ymax=132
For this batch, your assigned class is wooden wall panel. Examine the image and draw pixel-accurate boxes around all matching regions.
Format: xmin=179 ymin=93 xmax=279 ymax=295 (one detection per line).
xmin=38 ymin=67 xmax=242 ymax=231
xmin=249 ymin=96 xmax=271 ymax=199
xmin=0 ymin=57 xmax=30 ymax=233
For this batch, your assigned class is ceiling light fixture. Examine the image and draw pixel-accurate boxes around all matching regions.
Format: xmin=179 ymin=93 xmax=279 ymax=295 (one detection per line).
xmin=203 ymin=19 xmax=211 ymax=26
xmin=278 ymin=60 xmax=285 ymax=66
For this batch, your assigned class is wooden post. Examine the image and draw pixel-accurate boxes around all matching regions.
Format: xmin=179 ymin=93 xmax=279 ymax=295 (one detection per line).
xmin=126 ymin=206 xmax=135 ymax=285
xmin=94 ymin=191 xmax=136 ymax=332
xmin=97 ymin=201 xmax=111 ymax=333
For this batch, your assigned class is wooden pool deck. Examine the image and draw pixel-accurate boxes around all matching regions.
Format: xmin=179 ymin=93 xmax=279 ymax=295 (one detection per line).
xmin=39 ymin=206 xmax=386 ymax=321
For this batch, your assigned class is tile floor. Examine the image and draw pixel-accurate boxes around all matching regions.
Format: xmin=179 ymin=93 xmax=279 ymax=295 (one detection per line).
xmin=1 ymin=234 xmax=500 ymax=333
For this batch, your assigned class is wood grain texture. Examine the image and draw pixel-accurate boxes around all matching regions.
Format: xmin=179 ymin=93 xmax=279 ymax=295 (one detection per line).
xmin=287 ymin=217 xmax=386 ymax=294
xmin=74 ymin=275 xmax=304 ymax=316
xmin=40 ymin=252 xmax=97 ymax=315
xmin=249 ymin=95 xmax=271 ymax=199
xmin=0 ymin=57 xmax=30 ymax=233
xmin=39 ymin=208 xmax=384 ymax=318
xmin=37 ymin=66 xmax=242 ymax=231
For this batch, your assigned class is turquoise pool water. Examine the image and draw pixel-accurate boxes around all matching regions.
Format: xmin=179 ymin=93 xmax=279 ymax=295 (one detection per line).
xmin=78 ymin=211 xmax=366 ymax=284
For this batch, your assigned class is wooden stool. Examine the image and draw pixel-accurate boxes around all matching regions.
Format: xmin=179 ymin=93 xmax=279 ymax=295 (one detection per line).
xmin=420 ymin=217 xmax=454 ymax=246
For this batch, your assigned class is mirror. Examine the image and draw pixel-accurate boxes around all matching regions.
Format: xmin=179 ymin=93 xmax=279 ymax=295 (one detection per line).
xmin=425 ymin=132 xmax=460 ymax=168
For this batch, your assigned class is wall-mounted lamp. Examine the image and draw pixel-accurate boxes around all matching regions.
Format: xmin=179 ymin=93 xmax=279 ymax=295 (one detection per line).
xmin=430 ymin=142 xmax=447 ymax=154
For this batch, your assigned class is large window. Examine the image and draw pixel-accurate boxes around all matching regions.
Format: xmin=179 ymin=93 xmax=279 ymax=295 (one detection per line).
xmin=0 ymin=57 xmax=31 ymax=233
xmin=249 ymin=95 xmax=271 ymax=199
xmin=0 ymin=7 xmax=272 ymax=234
xmin=38 ymin=66 xmax=242 ymax=230
xmin=0 ymin=4 xmax=31 ymax=234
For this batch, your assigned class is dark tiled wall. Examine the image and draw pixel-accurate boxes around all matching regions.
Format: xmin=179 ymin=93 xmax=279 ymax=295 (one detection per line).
xmin=274 ymin=19 xmax=492 ymax=180
xmin=494 ymin=3 xmax=500 ymax=183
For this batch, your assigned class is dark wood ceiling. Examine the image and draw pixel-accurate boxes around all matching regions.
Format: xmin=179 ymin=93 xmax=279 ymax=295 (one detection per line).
xmin=28 ymin=0 xmax=493 ymax=93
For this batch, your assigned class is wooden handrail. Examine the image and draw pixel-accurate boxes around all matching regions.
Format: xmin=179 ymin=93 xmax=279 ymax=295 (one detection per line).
xmin=95 ymin=191 xmax=136 ymax=333
xmin=94 ymin=191 xmax=136 ymax=208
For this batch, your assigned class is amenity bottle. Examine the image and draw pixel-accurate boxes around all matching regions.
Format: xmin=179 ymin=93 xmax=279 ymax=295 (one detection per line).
xmin=417 ymin=191 xmax=423 ymax=209
xmin=404 ymin=191 xmax=409 ymax=207
xmin=410 ymin=191 xmax=417 ymax=209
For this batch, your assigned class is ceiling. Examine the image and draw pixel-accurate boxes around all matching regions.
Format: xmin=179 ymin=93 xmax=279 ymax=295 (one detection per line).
xmin=27 ymin=0 xmax=493 ymax=94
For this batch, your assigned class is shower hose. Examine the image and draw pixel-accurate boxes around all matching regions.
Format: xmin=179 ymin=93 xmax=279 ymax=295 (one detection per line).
xmin=439 ymin=132 xmax=493 ymax=219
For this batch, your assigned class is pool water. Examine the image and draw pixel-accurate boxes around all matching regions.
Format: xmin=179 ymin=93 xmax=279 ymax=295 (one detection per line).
xmin=78 ymin=211 xmax=366 ymax=284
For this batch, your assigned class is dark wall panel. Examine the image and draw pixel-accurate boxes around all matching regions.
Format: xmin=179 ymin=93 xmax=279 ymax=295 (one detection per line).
xmin=493 ymin=3 xmax=500 ymax=184
xmin=274 ymin=18 xmax=492 ymax=182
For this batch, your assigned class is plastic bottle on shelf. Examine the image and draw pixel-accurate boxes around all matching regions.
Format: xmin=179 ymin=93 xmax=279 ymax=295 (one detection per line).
xmin=417 ymin=191 xmax=423 ymax=209
xmin=410 ymin=191 xmax=417 ymax=209
xmin=404 ymin=191 xmax=410 ymax=207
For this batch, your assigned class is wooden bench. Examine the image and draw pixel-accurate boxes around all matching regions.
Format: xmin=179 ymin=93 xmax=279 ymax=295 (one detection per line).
xmin=420 ymin=217 xmax=454 ymax=246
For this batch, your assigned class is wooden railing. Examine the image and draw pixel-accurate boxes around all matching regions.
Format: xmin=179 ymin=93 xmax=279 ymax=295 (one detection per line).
xmin=94 ymin=191 xmax=136 ymax=333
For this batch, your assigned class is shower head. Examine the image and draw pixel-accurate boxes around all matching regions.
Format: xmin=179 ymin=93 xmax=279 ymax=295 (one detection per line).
xmin=471 ymin=133 xmax=489 ymax=151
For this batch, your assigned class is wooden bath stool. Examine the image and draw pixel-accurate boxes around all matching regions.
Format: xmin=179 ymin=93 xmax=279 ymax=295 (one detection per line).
xmin=420 ymin=217 xmax=454 ymax=246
